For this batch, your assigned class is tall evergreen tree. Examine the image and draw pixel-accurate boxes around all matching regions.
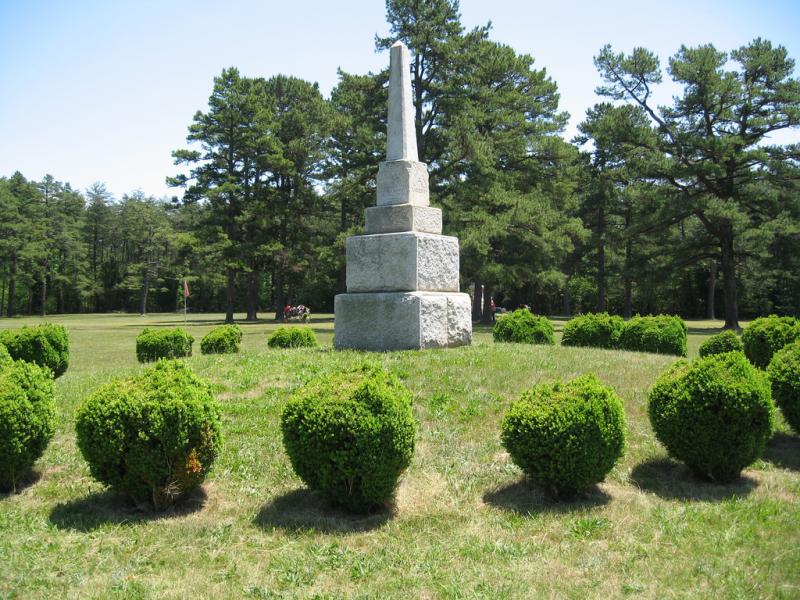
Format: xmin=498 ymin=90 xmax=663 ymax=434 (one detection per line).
xmin=594 ymin=39 xmax=800 ymax=329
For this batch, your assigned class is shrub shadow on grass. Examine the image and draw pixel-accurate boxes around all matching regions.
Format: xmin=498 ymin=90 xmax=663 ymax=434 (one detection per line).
xmin=254 ymin=488 xmax=393 ymax=534
xmin=764 ymin=433 xmax=800 ymax=471
xmin=0 ymin=470 xmax=42 ymax=498
xmin=49 ymin=487 xmax=207 ymax=532
xmin=483 ymin=480 xmax=611 ymax=515
xmin=630 ymin=458 xmax=757 ymax=501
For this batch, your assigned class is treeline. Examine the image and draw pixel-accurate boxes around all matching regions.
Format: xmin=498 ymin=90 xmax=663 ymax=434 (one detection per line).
xmin=2 ymin=0 xmax=799 ymax=328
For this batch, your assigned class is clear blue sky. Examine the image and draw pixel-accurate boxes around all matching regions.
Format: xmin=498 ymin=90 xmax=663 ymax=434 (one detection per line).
xmin=1 ymin=0 xmax=798 ymax=199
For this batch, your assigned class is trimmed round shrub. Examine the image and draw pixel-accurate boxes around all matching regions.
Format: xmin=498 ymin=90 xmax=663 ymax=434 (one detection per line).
xmin=500 ymin=374 xmax=627 ymax=497
xmin=136 ymin=328 xmax=194 ymax=362
xmin=493 ymin=309 xmax=555 ymax=345
xmin=0 ymin=344 xmax=12 ymax=367
xmin=200 ymin=324 xmax=242 ymax=355
xmin=617 ymin=315 xmax=687 ymax=356
xmin=767 ymin=341 xmax=800 ymax=434
xmin=267 ymin=327 xmax=318 ymax=349
xmin=281 ymin=364 xmax=416 ymax=512
xmin=0 ymin=360 xmax=56 ymax=490
xmin=0 ymin=323 xmax=70 ymax=377
xmin=648 ymin=352 xmax=773 ymax=481
xmin=698 ymin=330 xmax=744 ymax=358
xmin=561 ymin=313 xmax=624 ymax=349
xmin=75 ymin=360 xmax=222 ymax=510
xmin=742 ymin=315 xmax=800 ymax=369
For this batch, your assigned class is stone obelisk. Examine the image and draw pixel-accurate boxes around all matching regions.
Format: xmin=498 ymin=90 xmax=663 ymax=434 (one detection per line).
xmin=334 ymin=41 xmax=472 ymax=351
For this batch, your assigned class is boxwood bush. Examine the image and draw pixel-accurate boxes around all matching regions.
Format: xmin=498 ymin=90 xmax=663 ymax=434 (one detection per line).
xmin=648 ymin=352 xmax=773 ymax=481
xmin=200 ymin=324 xmax=242 ymax=355
xmin=561 ymin=313 xmax=624 ymax=349
xmin=0 ymin=360 xmax=56 ymax=491
xmin=767 ymin=341 xmax=800 ymax=434
xmin=136 ymin=328 xmax=194 ymax=362
xmin=267 ymin=327 xmax=318 ymax=349
xmin=75 ymin=360 xmax=222 ymax=510
xmin=617 ymin=315 xmax=687 ymax=356
xmin=742 ymin=315 xmax=800 ymax=369
xmin=500 ymin=374 xmax=627 ymax=497
xmin=281 ymin=364 xmax=416 ymax=512
xmin=492 ymin=309 xmax=555 ymax=345
xmin=698 ymin=329 xmax=744 ymax=358
xmin=0 ymin=344 xmax=11 ymax=367
xmin=0 ymin=323 xmax=70 ymax=377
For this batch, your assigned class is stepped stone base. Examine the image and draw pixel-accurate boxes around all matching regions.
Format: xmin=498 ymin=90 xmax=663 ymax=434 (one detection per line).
xmin=365 ymin=204 xmax=442 ymax=234
xmin=377 ymin=160 xmax=430 ymax=206
xmin=346 ymin=232 xmax=460 ymax=293
xmin=334 ymin=291 xmax=472 ymax=351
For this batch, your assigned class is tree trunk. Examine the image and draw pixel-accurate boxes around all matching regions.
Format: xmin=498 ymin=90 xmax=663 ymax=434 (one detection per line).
xmin=597 ymin=202 xmax=606 ymax=313
xmin=707 ymin=260 xmax=717 ymax=321
xmin=7 ymin=254 xmax=16 ymax=316
xmin=225 ymin=268 xmax=236 ymax=324
xmin=719 ymin=227 xmax=740 ymax=330
xmin=273 ymin=258 xmax=285 ymax=321
xmin=472 ymin=281 xmax=482 ymax=321
xmin=140 ymin=268 xmax=150 ymax=315
xmin=481 ymin=285 xmax=493 ymax=325
xmin=40 ymin=271 xmax=47 ymax=317
xmin=562 ymin=276 xmax=571 ymax=317
xmin=0 ymin=276 xmax=5 ymax=317
xmin=246 ymin=270 xmax=259 ymax=321
xmin=623 ymin=209 xmax=633 ymax=319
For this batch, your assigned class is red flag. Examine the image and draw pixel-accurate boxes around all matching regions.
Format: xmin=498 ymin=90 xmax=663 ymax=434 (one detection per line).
xmin=183 ymin=278 xmax=190 ymax=298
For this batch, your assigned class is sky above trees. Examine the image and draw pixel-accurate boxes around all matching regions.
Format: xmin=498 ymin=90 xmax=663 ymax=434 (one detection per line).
xmin=1 ymin=0 xmax=798 ymax=199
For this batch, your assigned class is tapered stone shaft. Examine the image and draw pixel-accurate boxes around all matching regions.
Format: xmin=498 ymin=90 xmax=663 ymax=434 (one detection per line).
xmin=387 ymin=41 xmax=418 ymax=162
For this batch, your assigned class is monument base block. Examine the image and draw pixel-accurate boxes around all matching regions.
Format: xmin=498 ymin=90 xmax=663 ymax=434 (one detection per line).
xmin=334 ymin=291 xmax=472 ymax=351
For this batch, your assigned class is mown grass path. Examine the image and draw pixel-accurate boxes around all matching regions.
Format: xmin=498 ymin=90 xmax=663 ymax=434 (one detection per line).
xmin=0 ymin=313 xmax=798 ymax=599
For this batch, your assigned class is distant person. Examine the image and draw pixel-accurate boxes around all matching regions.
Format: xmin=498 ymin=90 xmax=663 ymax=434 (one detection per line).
xmin=490 ymin=298 xmax=496 ymax=323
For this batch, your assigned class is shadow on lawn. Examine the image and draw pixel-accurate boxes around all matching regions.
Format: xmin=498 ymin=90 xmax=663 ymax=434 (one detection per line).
xmin=630 ymin=458 xmax=757 ymax=501
xmin=483 ymin=480 xmax=611 ymax=515
xmin=0 ymin=470 xmax=42 ymax=498
xmin=254 ymin=488 xmax=392 ymax=534
xmin=764 ymin=432 xmax=800 ymax=471
xmin=49 ymin=487 xmax=207 ymax=532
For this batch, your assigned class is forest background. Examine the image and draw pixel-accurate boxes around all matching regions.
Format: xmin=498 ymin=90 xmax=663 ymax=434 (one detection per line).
xmin=1 ymin=0 xmax=799 ymax=330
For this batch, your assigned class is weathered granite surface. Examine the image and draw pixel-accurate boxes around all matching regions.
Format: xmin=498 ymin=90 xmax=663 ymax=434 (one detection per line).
xmin=346 ymin=232 xmax=459 ymax=293
xmin=333 ymin=41 xmax=472 ymax=351
xmin=376 ymin=160 xmax=430 ymax=206
xmin=365 ymin=204 xmax=442 ymax=234
xmin=334 ymin=291 xmax=472 ymax=350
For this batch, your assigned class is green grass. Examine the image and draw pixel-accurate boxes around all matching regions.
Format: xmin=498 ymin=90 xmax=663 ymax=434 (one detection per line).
xmin=0 ymin=312 xmax=798 ymax=599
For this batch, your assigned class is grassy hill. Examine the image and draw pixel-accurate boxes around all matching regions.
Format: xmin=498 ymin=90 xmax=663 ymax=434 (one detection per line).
xmin=0 ymin=313 xmax=798 ymax=599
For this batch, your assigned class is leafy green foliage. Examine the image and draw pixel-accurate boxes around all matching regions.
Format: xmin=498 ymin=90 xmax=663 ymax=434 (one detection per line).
xmin=0 ymin=323 xmax=70 ymax=377
xmin=0 ymin=360 xmax=56 ymax=490
xmin=767 ymin=341 xmax=800 ymax=434
xmin=0 ymin=343 xmax=12 ymax=367
xmin=493 ymin=309 xmax=555 ymax=345
xmin=74 ymin=360 xmax=222 ymax=510
xmin=648 ymin=352 xmax=773 ymax=481
xmin=281 ymin=364 xmax=416 ymax=512
xmin=698 ymin=330 xmax=744 ymax=358
xmin=267 ymin=327 xmax=318 ymax=349
xmin=617 ymin=315 xmax=687 ymax=356
xmin=135 ymin=328 xmax=193 ymax=362
xmin=500 ymin=374 xmax=627 ymax=496
xmin=742 ymin=315 xmax=800 ymax=369
xmin=561 ymin=313 xmax=624 ymax=349
xmin=200 ymin=324 xmax=242 ymax=355
xmin=594 ymin=39 xmax=800 ymax=329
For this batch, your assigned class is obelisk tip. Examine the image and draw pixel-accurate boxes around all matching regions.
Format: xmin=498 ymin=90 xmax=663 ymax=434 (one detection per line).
xmin=386 ymin=40 xmax=418 ymax=161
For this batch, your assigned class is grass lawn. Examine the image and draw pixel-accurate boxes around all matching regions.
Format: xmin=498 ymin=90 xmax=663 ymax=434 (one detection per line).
xmin=0 ymin=312 xmax=798 ymax=599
